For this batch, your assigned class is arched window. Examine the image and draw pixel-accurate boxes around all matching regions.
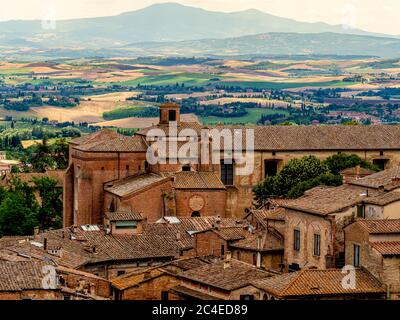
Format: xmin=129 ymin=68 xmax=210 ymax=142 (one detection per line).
xmin=191 ymin=211 xmax=201 ymax=217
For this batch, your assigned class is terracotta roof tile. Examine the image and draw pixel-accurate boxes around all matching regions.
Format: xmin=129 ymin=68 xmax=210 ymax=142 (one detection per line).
xmin=179 ymin=259 xmax=271 ymax=291
xmin=279 ymin=185 xmax=379 ymax=216
xmin=355 ymin=219 xmax=400 ymax=234
xmin=212 ymin=125 xmax=400 ymax=151
xmin=212 ymin=227 xmax=246 ymax=241
xmin=230 ymin=231 xmax=284 ymax=252
xmin=363 ymin=191 xmax=400 ymax=206
xmin=252 ymin=269 xmax=385 ymax=298
xmin=371 ymin=242 xmax=400 ymax=255
xmin=168 ymin=257 xmax=211 ymax=271
xmin=70 ymin=129 xmax=120 ymax=146
xmin=105 ymin=174 xmax=170 ymax=198
xmin=74 ymin=135 xmax=148 ymax=152
xmin=348 ymin=166 xmax=400 ymax=191
xmin=0 ymin=260 xmax=48 ymax=291
xmin=104 ymin=211 xmax=143 ymax=221
xmin=173 ymin=171 xmax=226 ymax=190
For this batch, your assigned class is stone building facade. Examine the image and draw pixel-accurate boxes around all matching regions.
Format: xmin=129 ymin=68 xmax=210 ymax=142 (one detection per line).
xmin=344 ymin=219 xmax=400 ymax=300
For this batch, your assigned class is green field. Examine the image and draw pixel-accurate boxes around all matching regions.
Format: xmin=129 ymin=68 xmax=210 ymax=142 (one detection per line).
xmin=110 ymin=72 xmax=219 ymax=86
xmin=200 ymin=108 xmax=289 ymax=125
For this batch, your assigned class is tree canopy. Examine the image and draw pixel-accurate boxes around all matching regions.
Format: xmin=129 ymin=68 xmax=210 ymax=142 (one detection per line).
xmin=253 ymin=153 xmax=379 ymax=207
xmin=0 ymin=177 xmax=62 ymax=236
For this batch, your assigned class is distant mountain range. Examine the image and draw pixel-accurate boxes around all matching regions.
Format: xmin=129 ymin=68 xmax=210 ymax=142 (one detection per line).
xmin=121 ymin=32 xmax=400 ymax=58
xmin=0 ymin=2 xmax=399 ymax=58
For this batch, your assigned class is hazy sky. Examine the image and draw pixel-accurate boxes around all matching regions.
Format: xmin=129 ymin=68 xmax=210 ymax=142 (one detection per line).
xmin=0 ymin=0 xmax=399 ymax=35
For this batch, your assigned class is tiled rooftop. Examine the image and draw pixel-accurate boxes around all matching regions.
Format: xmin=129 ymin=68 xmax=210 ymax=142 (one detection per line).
xmin=104 ymin=211 xmax=143 ymax=222
xmin=348 ymin=166 xmax=400 ymax=191
xmin=230 ymin=231 xmax=284 ymax=252
xmin=0 ymin=261 xmax=48 ymax=291
xmin=74 ymin=135 xmax=148 ymax=153
xmin=355 ymin=219 xmax=400 ymax=234
xmin=251 ymin=269 xmax=385 ymax=298
xmin=173 ymin=171 xmax=226 ymax=190
xmin=212 ymin=125 xmax=400 ymax=151
xmin=371 ymin=242 xmax=400 ymax=255
xmin=279 ymin=185 xmax=379 ymax=216
xmin=179 ymin=259 xmax=271 ymax=291
xmin=105 ymin=173 xmax=170 ymax=197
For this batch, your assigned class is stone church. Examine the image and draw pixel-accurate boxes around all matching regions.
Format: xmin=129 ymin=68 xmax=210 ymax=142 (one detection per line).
xmin=63 ymin=103 xmax=400 ymax=227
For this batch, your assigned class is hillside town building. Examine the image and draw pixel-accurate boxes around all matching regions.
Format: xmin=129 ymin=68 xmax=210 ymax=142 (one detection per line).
xmin=63 ymin=103 xmax=400 ymax=226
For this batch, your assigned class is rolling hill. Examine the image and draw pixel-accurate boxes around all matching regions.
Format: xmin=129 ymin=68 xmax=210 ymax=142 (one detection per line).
xmin=121 ymin=32 xmax=400 ymax=58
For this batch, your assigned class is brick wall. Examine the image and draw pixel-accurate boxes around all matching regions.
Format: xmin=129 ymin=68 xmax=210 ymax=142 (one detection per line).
xmin=120 ymin=274 xmax=181 ymax=300
xmin=195 ymin=231 xmax=228 ymax=257
xmin=175 ymin=190 xmax=227 ymax=218
xmin=230 ymin=249 xmax=283 ymax=271
xmin=284 ymin=209 xmax=333 ymax=270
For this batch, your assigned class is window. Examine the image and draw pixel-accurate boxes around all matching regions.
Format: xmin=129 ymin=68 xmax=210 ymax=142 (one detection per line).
xmin=168 ymin=110 xmax=177 ymax=122
xmin=126 ymin=165 xmax=130 ymax=170
xmin=191 ymin=211 xmax=201 ymax=217
xmin=294 ymin=230 xmax=301 ymax=251
xmin=373 ymin=159 xmax=387 ymax=171
xmin=265 ymin=160 xmax=279 ymax=177
xmin=115 ymin=221 xmax=138 ymax=229
xmin=237 ymin=251 xmax=241 ymax=260
xmin=252 ymin=253 xmax=257 ymax=266
xmin=117 ymin=270 xmax=125 ymax=277
xmin=357 ymin=205 xmax=365 ymax=218
xmin=182 ymin=165 xmax=191 ymax=172
xmin=221 ymin=245 xmax=225 ymax=256
xmin=314 ymin=234 xmax=321 ymax=256
xmin=161 ymin=291 xmax=169 ymax=301
xmin=354 ymin=244 xmax=361 ymax=267
xmin=220 ymin=160 xmax=234 ymax=185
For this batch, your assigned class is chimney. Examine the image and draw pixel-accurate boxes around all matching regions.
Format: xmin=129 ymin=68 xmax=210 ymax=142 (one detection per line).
xmin=34 ymin=226 xmax=40 ymax=236
xmin=176 ymin=232 xmax=182 ymax=241
xmin=223 ymin=251 xmax=232 ymax=269
xmin=43 ymin=238 xmax=48 ymax=251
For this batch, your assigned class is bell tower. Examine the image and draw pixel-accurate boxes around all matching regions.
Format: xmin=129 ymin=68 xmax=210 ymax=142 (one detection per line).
xmin=159 ymin=102 xmax=181 ymax=125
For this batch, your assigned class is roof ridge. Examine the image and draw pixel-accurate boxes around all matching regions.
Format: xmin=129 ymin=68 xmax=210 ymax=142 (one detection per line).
xmin=280 ymin=270 xmax=305 ymax=296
